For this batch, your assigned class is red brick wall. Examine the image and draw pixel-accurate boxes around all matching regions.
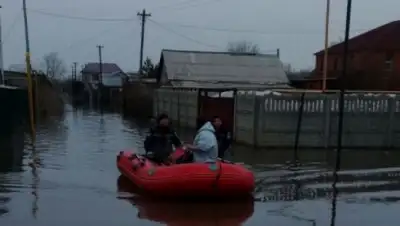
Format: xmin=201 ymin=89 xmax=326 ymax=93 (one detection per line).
xmin=313 ymin=51 xmax=400 ymax=90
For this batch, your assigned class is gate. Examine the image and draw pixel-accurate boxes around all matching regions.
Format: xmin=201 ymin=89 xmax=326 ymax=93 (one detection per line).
xmin=197 ymin=90 xmax=235 ymax=133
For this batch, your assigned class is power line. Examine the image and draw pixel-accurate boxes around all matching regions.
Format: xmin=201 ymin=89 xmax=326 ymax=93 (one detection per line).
xmin=55 ymin=21 xmax=132 ymax=54
xmin=151 ymin=21 xmax=368 ymax=35
xmin=165 ymin=0 xmax=223 ymax=11
xmin=150 ymin=0 xmax=206 ymax=11
xmin=147 ymin=18 xmax=221 ymax=49
xmin=25 ymin=9 xmax=368 ymax=35
xmin=27 ymin=8 xmax=133 ymax=22
xmin=3 ymin=11 xmax=22 ymax=43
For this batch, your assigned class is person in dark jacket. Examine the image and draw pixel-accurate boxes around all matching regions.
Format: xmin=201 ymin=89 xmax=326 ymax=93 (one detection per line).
xmin=144 ymin=114 xmax=182 ymax=164
xmin=211 ymin=116 xmax=232 ymax=159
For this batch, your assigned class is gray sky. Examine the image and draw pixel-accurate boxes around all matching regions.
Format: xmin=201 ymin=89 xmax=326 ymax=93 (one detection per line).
xmin=1 ymin=0 xmax=399 ymax=73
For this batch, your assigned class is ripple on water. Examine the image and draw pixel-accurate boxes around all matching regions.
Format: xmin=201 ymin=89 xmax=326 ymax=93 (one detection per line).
xmin=1 ymin=108 xmax=400 ymax=225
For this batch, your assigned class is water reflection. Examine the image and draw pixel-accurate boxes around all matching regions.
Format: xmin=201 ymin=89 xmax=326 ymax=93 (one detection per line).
xmin=330 ymin=177 xmax=338 ymax=226
xmin=0 ymin=124 xmax=26 ymax=173
xmin=0 ymin=121 xmax=26 ymax=217
xmin=254 ymin=161 xmax=400 ymax=202
xmin=117 ymin=175 xmax=254 ymax=225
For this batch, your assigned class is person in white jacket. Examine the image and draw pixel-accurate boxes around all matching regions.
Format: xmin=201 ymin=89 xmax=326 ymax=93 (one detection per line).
xmin=186 ymin=121 xmax=218 ymax=163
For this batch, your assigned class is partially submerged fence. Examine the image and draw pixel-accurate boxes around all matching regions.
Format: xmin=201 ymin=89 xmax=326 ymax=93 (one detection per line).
xmin=154 ymin=88 xmax=400 ymax=148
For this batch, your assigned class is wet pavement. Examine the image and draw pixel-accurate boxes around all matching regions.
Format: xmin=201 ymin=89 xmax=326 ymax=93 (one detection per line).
xmin=0 ymin=105 xmax=399 ymax=225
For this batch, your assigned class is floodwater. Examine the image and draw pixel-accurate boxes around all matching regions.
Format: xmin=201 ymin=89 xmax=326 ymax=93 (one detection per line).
xmin=1 ymin=105 xmax=400 ymax=226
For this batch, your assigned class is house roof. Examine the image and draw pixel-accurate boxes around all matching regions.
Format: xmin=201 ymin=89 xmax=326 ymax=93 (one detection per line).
xmin=169 ymin=81 xmax=290 ymax=89
xmin=160 ymin=49 xmax=289 ymax=88
xmin=315 ymin=20 xmax=400 ymax=55
xmin=81 ymin=63 xmax=123 ymax=74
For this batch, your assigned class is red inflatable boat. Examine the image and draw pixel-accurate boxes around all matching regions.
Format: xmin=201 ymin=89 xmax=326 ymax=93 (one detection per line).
xmin=116 ymin=148 xmax=255 ymax=198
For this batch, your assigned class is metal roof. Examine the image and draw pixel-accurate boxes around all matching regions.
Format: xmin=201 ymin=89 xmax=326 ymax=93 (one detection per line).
xmin=81 ymin=63 xmax=123 ymax=74
xmin=161 ymin=49 xmax=289 ymax=88
xmin=169 ymin=80 xmax=290 ymax=89
xmin=314 ymin=20 xmax=400 ymax=55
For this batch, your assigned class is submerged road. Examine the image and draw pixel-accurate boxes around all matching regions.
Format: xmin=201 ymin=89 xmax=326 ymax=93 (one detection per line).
xmin=0 ymin=106 xmax=400 ymax=225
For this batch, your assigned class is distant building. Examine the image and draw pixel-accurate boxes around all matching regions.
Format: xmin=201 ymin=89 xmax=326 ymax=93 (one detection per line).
xmin=308 ymin=20 xmax=400 ymax=90
xmin=80 ymin=63 xmax=127 ymax=104
xmin=156 ymin=49 xmax=289 ymax=89
xmin=81 ymin=63 xmax=125 ymax=84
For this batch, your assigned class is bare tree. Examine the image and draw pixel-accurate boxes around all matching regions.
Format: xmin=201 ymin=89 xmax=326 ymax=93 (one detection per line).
xmin=42 ymin=52 xmax=66 ymax=80
xmin=227 ymin=41 xmax=260 ymax=54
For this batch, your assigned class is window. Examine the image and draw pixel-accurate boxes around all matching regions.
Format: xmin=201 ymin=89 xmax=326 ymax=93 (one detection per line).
xmin=385 ymin=52 xmax=394 ymax=71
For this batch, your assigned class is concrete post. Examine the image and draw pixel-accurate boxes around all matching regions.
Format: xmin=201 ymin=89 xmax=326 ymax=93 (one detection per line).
xmin=386 ymin=97 xmax=396 ymax=148
xmin=323 ymin=94 xmax=331 ymax=148
xmin=252 ymin=94 xmax=261 ymax=147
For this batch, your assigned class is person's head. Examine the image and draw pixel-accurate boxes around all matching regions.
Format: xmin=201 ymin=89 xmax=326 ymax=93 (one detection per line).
xmin=211 ymin=116 xmax=222 ymax=130
xmin=156 ymin=113 xmax=170 ymax=128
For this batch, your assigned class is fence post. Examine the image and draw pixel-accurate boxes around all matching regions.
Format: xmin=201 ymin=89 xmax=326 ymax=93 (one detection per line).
xmin=323 ymin=94 xmax=331 ymax=148
xmin=252 ymin=93 xmax=261 ymax=147
xmin=386 ymin=97 xmax=396 ymax=148
xmin=257 ymin=95 xmax=266 ymax=147
xmin=177 ymin=90 xmax=181 ymax=127
xmin=232 ymin=89 xmax=238 ymax=141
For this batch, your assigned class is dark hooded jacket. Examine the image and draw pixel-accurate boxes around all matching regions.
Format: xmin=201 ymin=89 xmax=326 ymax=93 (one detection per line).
xmin=215 ymin=126 xmax=232 ymax=158
xmin=144 ymin=115 xmax=182 ymax=162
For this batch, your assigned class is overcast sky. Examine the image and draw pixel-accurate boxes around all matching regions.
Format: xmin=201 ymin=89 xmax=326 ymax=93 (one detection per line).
xmin=1 ymin=0 xmax=399 ymax=73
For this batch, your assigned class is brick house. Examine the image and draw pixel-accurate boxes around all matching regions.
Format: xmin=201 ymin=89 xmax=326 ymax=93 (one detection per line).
xmin=307 ymin=20 xmax=400 ymax=90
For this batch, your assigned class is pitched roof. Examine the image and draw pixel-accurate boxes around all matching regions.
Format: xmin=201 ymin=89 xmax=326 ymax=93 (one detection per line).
xmin=315 ymin=20 xmax=400 ymax=55
xmin=160 ymin=49 xmax=288 ymax=88
xmin=81 ymin=63 xmax=123 ymax=74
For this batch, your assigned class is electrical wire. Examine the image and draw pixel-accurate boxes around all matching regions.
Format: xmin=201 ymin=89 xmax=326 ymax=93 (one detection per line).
xmin=150 ymin=0 xmax=214 ymax=11
xmin=3 ymin=11 xmax=22 ymax=43
xmin=56 ymin=24 xmax=130 ymax=54
xmin=147 ymin=18 xmax=221 ymax=49
xmin=162 ymin=0 xmax=223 ymax=11
xmin=27 ymin=8 xmax=133 ymax=22
xmin=63 ymin=24 xmax=137 ymax=63
xmin=150 ymin=21 xmax=367 ymax=35
xmin=23 ymin=10 xmax=138 ymax=57
xmin=25 ymin=9 xmax=367 ymax=35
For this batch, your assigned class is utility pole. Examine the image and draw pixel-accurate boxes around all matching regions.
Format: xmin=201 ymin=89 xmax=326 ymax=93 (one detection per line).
xmin=137 ymin=9 xmax=151 ymax=76
xmin=71 ymin=65 xmax=74 ymax=80
xmin=72 ymin=62 xmax=77 ymax=80
xmin=22 ymin=0 xmax=36 ymax=140
xmin=322 ymin=0 xmax=331 ymax=91
xmin=96 ymin=45 xmax=103 ymax=105
xmin=0 ymin=6 xmax=4 ymax=85
xmin=97 ymin=45 xmax=103 ymax=84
